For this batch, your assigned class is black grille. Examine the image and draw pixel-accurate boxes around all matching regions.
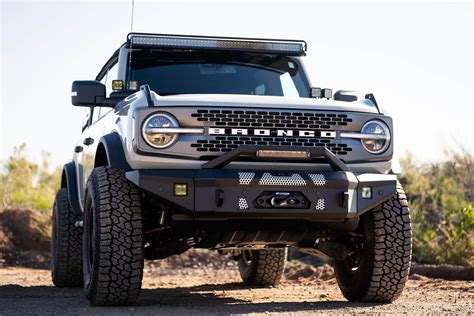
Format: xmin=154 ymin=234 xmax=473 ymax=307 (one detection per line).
xmin=190 ymin=109 xmax=355 ymax=156
xmin=191 ymin=136 xmax=352 ymax=155
xmin=191 ymin=109 xmax=352 ymax=129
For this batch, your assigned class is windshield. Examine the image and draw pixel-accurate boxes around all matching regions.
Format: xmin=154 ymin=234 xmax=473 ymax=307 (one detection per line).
xmin=128 ymin=50 xmax=310 ymax=97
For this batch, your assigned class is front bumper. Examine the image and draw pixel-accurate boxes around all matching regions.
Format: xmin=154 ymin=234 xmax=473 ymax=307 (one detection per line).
xmin=126 ymin=146 xmax=397 ymax=221
xmin=126 ymin=170 xmax=396 ymax=221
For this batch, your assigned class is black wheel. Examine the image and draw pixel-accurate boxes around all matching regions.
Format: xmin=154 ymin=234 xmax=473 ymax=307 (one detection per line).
xmin=334 ymin=182 xmax=412 ymax=302
xmin=83 ymin=167 xmax=144 ymax=306
xmin=51 ymin=188 xmax=83 ymax=287
xmin=238 ymin=249 xmax=287 ymax=286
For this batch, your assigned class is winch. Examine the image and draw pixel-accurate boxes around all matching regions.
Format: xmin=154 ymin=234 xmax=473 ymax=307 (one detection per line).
xmin=256 ymin=192 xmax=309 ymax=209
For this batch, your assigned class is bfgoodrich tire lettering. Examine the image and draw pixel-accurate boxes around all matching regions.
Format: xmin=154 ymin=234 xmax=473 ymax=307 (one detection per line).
xmin=334 ymin=182 xmax=412 ymax=302
xmin=51 ymin=188 xmax=83 ymax=288
xmin=238 ymin=249 xmax=287 ymax=286
xmin=83 ymin=167 xmax=144 ymax=306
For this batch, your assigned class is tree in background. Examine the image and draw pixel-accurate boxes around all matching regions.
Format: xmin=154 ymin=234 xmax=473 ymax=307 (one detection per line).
xmin=400 ymin=150 xmax=473 ymax=266
xmin=0 ymin=144 xmax=61 ymax=212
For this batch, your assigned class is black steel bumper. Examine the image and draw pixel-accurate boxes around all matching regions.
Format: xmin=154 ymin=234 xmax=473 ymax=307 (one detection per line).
xmin=126 ymin=146 xmax=397 ymax=221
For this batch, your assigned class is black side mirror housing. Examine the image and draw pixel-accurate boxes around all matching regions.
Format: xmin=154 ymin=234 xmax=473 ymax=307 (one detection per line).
xmin=71 ymin=81 xmax=106 ymax=106
xmin=334 ymin=90 xmax=358 ymax=102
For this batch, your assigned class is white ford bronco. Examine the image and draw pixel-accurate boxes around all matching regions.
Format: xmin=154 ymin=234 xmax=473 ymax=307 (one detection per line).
xmin=51 ymin=33 xmax=412 ymax=306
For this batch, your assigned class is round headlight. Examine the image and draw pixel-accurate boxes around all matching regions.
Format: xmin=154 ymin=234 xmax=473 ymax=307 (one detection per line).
xmin=142 ymin=113 xmax=179 ymax=149
xmin=360 ymin=120 xmax=391 ymax=154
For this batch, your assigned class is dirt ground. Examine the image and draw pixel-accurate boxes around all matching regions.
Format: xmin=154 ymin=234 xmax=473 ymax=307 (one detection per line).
xmin=1 ymin=253 xmax=473 ymax=315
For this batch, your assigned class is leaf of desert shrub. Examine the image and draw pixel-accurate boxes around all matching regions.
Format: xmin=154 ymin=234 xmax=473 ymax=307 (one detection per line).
xmin=423 ymin=230 xmax=437 ymax=241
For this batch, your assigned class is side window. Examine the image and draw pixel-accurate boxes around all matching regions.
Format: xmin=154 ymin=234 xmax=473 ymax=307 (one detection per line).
xmin=280 ymin=72 xmax=299 ymax=97
xmin=105 ymin=62 xmax=119 ymax=97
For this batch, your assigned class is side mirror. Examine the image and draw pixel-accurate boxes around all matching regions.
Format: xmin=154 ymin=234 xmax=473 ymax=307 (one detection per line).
xmin=71 ymin=81 xmax=105 ymax=106
xmin=334 ymin=90 xmax=358 ymax=102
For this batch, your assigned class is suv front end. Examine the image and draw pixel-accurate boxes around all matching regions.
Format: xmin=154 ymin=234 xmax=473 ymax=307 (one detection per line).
xmin=53 ymin=33 xmax=412 ymax=306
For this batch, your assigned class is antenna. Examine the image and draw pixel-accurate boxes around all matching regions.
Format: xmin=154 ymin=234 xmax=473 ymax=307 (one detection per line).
xmin=127 ymin=0 xmax=135 ymax=90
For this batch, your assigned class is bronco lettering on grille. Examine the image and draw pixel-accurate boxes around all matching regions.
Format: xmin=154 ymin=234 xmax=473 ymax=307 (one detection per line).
xmin=208 ymin=128 xmax=336 ymax=138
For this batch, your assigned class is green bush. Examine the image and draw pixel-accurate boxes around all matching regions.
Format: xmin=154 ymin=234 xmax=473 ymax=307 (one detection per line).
xmin=400 ymin=151 xmax=473 ymax=266
xmin=0 ymin=144 xmax=61 ymax=213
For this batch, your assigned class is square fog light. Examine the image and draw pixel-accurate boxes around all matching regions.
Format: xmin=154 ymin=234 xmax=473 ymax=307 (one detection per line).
xmin=174 ymin=183 xmax=188 ymax=196
xmin=361 ymin=186 xmax=372 ymax=199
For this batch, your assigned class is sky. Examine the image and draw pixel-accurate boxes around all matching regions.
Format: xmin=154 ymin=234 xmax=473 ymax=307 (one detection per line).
xmin=0 ymin=1 xmax=473 ymax=167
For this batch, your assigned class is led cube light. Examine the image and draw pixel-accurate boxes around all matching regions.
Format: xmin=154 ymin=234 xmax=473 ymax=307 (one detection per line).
xmin=174 ymin=183 xmax=188 ymax=196
xmin=361 ymin=186 xmax=372 ymax=199
xmin=128 ymin=80 xmax=138 ymax=91
xmin=310 ymin=87 xmax=332 ymax=99
xmin=112 ymin=80 xmax=124 ymax=91
xmin=323 ymin=88 xmax=333 ymax=99
xmin=310 ymin=87 xmax=322 ymax=98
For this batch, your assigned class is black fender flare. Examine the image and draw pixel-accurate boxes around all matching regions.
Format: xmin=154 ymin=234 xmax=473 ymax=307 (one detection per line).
xmin=97 ymin=133 xmax=131 ymax=170
xmin=61 ymin=162 xmax=83 ymax=216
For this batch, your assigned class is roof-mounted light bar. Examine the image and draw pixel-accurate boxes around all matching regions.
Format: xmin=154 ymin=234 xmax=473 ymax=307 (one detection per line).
xmin=127 ymin=33 xmax=307 ymax=56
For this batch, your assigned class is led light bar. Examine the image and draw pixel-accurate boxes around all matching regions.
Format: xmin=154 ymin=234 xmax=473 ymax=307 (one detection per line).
xmin=127 ymin=33 xmax=307 ymax=56
xmin=256 ymin=149 xmax=311 ymax=159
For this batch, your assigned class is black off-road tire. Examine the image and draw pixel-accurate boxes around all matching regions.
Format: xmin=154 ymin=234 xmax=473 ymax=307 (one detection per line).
xmin=334 ymin=182 xmax=412 ymax=302
xmin=83 ymin=167 xmax=144 ymax=306
xmin=51 ymin=188 xmax=83 ymax=287
xmin=238 ymin=249 xmax=287 ymax=286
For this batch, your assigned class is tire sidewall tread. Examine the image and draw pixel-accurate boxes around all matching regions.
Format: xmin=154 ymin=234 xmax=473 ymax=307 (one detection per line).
xmin=335 ymin=182 xmax=412 ymax=303
xmin=238 ymin=249 xmax=287 ymax=286
xmin=51 ymin=188 xmax=83 ymax=288
xmin=83 ymin=167 xmax=144 ymax=306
